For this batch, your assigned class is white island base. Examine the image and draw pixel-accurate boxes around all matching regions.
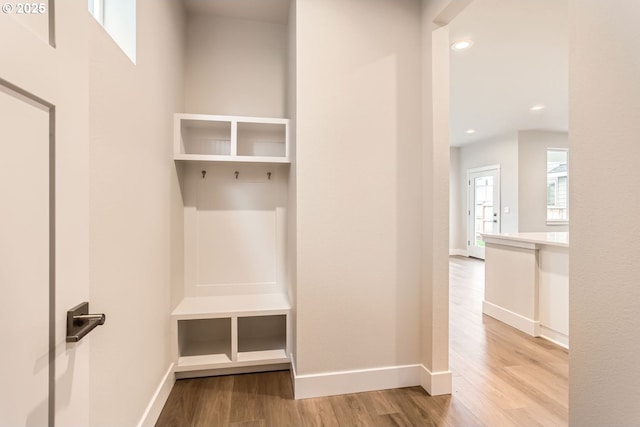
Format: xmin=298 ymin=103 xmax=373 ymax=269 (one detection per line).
xmin=481 ymin=232 xmax=569 ymax=349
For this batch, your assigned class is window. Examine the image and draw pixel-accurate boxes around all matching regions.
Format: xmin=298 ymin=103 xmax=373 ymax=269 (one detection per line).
xmin=88 ymin=0 xmax=136 ymax=63
xmin=547 ymin=149 xmax=568 ymax=224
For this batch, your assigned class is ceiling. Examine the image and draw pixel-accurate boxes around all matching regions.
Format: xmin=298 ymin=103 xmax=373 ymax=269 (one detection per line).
xmin=449 ymin=0 xmax=568 ymax=146
xmin=183 ymin=0 xmax=291 ymax=24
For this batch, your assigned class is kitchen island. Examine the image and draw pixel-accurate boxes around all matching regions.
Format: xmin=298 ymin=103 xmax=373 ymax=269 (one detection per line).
xmin=481 ymin=232 xmax=569 ymax=348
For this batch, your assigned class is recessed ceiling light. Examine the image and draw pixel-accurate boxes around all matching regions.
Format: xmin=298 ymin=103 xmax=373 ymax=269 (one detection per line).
xmin=466 ymin=129 xmax=476 ymax=134
xmin=451 ymin=39 xmax=474 ymax=51
xmin=530 ymin=104 xmax=546 ymax=111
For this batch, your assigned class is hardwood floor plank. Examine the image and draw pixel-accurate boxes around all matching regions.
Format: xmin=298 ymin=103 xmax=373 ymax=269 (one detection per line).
xmin=228 ymin=372 xmax=264 ymax=424
xmin=365 ymin=390 xmax=402 ymax=415
xmin=328 ymin=394 xmax=377 ymax=427
xmin=155 ymin=378 xmax=201 ymax=427
xmin=370 ymin=412 xmax=415 ymax=427
xmin=258 ymin=371 xmax=301 ymax=427
xmin=228 ymin=421 xmax=266 ymax=427
xmin=156 ymin=256 xmax=568 ymax=427
xmin=295 ymin=398 xmax=341 ymax=427
xmin=192 ymin=376 xmax=234 ymax=427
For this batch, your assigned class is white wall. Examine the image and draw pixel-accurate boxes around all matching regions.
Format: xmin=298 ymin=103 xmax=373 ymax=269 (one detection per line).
xmin=451 ymin=134 xmax=518 ymax=251
xmin=184 ymin=14 xmax=288 ymax=117
xmin=421 ymin=15 xmax=451 ymax=393
xmin=88 ymin=0 xmax=185 ymax=425
xmin=295 ymin=0 xmax=422 ymax=380
xmin=518 ymin=130 xmax=568 ymax=232
xmin=286 ymin=0 xmax=298 ymax=362
xmin=449 ymin=146 xmax=463 ymax=253
xmin=569 ymin=1 xmax=640 ymax=425
xmin=181 ymin=162 xmax=289 ymax=298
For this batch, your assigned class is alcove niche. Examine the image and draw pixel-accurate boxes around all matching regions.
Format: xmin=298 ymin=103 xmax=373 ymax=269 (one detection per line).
xmin=171 ymin=0 xmax=294 ymax=379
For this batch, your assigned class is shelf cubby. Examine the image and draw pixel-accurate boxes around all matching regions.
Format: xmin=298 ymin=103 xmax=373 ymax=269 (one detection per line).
xmin=237 ymin=122 xmax=287 ymax=158
xmin=174 ymin=114 xmax=289 ymax=163
xmin=172 ymin=294 xmax=291 ymax=373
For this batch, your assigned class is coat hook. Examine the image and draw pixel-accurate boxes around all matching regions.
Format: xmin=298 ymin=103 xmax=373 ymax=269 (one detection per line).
xmin=267 ymin=172 xmax=272 ymax=180
xmin=201 ymin=170 xmax=206 ymax=179
xmin=235 ymin=171 xmax=239 ymax=179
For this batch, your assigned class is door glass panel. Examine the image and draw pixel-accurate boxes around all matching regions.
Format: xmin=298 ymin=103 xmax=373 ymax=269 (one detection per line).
xmin=474 ymin=175 xmax=494 ymax=248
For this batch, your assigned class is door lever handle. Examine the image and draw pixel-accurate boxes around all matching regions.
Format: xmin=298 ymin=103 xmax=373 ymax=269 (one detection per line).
xmin=66 ymin=302 xmax=106 ymax=342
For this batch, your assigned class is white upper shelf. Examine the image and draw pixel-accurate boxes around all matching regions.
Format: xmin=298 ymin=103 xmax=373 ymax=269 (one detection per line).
xmin=174 ymin=113 xmax=290 ymax=164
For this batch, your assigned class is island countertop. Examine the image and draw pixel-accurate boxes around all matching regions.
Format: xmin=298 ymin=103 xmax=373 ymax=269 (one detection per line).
xmin=481 ymin=231 xmax=569 ymax=248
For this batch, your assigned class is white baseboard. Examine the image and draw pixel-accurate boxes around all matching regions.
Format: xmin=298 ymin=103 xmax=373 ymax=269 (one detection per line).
xmin=449 ymin=249 xmax=468 ymax=257
xmin=137 ymin=363 xmax=175 ymax=427
xmin=419 ymin=365 xmax=452 ymax=396
xmin=292 ymin=361 xmax=452 ymax=399
xmin=540 ymin=325 xmax=569 ymax=349
xmin=483 ymin=300 xmax=540 ymax=337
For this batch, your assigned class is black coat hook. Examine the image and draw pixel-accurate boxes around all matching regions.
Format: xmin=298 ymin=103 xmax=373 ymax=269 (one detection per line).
xmin=201 ymin=170 xmax=206 ymax=179
xmin=267 ymin=172 xmax=272 ymax=180
xmin=235 ymin=171 xmax=239 ymax=179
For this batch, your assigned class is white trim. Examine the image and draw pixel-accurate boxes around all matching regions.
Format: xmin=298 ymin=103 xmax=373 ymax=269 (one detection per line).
xmin=419 ymin=365 xmax=453 ymax=396
xmin=546 ymin=220 xmax=569 ymax=226
xmin=540 ymin=326 xmax=569 ymax=349
xmin=483 ymin=238 xmax=537 ymax=250
xmin=175 ymin=363 xmax=290 ymax=380
xmin=292 ymin=363 xmax=452 ymax=399
xmin=482 ymin=300 xmax=541 ymax=337
xmin=449 ymin=248 xmax=468 ymax=257
xmin=136 ymin=363 xmax=175 ymax=427
xmin=290 ymin=353 xmax=298 ymax=397
xmin=467 ymin=164 xmax=501 ymax=174
xmin=293 ymin=364 xmax=422 ymax=399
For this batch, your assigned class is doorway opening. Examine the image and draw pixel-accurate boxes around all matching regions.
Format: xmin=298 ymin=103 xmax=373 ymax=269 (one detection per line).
xmin=467 ymin=165 xmax=500 ymax=259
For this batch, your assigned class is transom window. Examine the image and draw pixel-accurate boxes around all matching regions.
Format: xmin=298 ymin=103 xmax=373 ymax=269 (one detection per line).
xmin=88 ymin=0 xmax=136 ymax=63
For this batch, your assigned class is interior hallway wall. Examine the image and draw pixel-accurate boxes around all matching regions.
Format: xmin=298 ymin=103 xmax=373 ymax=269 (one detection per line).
xmin=184 ymin=13 xmax=288 ymax=117
xmin=88 ymin=1 xmax=186 ymax=425
xmin=295 ymin=0 xmax=423 ymax=384
xmin=569 ymin=1 xmax=640 ymax=425
xmin=518 ymin=130 xmax=568 ymax=232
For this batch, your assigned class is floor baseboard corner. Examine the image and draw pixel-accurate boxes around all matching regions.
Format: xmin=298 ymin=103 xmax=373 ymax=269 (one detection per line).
xmin=137 ymin=363 xmax=175 ymax=427
xmin=419 ymin=365 xmax=452 ymax=396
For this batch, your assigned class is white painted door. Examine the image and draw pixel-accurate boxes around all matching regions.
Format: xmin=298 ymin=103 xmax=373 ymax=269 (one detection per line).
xmin=468 ymin=167 xmax=500 ymax=259
xmin=0 ymin=84 xmax=52 ymax=427
xmin=1 ymin=4 xmax=91 ymax=426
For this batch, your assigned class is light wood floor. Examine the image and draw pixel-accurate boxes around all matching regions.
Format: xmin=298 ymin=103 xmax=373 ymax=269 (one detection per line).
xmin=156 ymin=256 xmax=568 ymax=426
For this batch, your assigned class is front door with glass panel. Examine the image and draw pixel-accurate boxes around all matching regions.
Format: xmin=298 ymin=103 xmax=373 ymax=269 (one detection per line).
xmin=468 ymin=167 xmax=500 ymax=259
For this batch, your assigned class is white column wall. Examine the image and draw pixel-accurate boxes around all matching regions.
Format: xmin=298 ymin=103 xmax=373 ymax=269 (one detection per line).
xmin=569 ymin=1 xmax=640 ymax=425
xmin=295 ymin=0 xmax=422 ymax=380
xmin=422 ymin=17 xmax=452 ymax=394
